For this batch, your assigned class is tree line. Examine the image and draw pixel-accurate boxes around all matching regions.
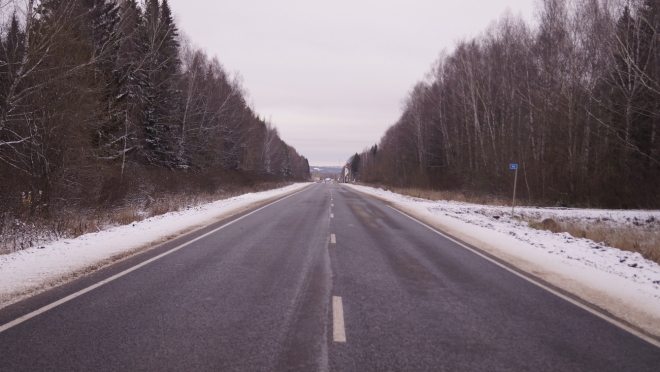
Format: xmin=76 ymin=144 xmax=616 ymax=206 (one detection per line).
xmin=0 ymin=0 xmax=309 ymax=215
xmin=351 ymin=0 xmax=660 ymax=208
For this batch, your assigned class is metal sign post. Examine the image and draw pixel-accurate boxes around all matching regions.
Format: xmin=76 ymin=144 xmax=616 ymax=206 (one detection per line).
xmin=510 ymin=164 xmax=518 ymax=216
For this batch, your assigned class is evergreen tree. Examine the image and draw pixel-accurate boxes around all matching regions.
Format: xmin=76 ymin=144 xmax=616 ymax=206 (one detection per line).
xmin=92 ymin=0 xmax=144 ymax=182
xmin=282 ymin=142 xmax=291 ymax=176
xmin=351 ymin=153 xmax=361 ymax=174
xmin=0 ymin=14 xmax=26 ymax=122
xmin=83 ymin=0 xmax=123 ymax=154
xmin=139 ymin=0 xmax=182 ymax=168
xmin=638 ymin=0 xmax=660 ymax=166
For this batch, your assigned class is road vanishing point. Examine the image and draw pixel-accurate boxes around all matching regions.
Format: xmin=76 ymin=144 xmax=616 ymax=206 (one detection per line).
xmin=1 ymin=184 xmax=659 ymax=371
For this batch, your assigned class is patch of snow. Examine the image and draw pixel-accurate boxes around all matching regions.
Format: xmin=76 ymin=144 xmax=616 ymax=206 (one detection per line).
xmin=0 ymin=183 xmax=311 ymax=307
xmin=345 ymin=184 xmax=660 ymax=338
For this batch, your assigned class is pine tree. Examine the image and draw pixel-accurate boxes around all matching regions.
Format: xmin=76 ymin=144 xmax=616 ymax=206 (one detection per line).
xmin=139 ymin=0 xmax=182 ymax=168
xmin=158 ymin=0 xmax=183 ymax=165
xmin=98 ymin=0 xmax=144 ymax=181
xmin=83 ymin=0 xmax=123 ymax=154
xmin=638 ymin=0 xmax=660 ymax=166
xmin=351 ymin=153 xmax=361 ymax=174
xmin=281 ymin=142 xmax=291 ymax=176
xmin=159 ymin=0 xmax=180 ymax=79
xmin=0 ymin=14 xmax=26 ymax=122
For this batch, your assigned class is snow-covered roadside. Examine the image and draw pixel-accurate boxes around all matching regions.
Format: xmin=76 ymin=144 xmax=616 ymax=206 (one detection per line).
xmin=345 ymin=184 xmax=660 ymax=339
xmin=0 ymin=183 xmax=311 ymax=308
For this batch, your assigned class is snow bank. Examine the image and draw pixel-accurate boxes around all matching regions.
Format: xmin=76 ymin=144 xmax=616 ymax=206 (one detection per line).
xmin=0 ymin=183 xmax=311 ymax=307
xmin=345 ymin=184 xmax=660 ymax=338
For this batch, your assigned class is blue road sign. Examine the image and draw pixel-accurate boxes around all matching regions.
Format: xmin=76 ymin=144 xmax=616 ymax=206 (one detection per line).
xmin=510 ymin=164 xmax=518 ymax=170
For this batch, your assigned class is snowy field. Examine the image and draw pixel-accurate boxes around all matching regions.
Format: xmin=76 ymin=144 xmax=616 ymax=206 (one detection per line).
xmin=0 ymin=183 xmax=311 ymax=308
xmin=345 ymin=184 xmax=660 ymax=339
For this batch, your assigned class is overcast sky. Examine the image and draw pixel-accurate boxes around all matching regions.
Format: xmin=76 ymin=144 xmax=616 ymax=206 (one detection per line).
xmin=168 ymin=0 xmax=536 ymax=166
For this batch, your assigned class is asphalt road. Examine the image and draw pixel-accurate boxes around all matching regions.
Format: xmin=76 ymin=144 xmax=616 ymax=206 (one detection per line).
xmin=1 ymin=183 xmax=659 ymax=371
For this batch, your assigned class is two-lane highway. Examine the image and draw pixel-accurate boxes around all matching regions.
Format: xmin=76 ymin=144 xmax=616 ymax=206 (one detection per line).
xmin=1 ymin=184 xmax=659 ymax=371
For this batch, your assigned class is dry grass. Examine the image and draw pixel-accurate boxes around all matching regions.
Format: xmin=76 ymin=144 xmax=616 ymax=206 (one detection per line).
xmin=363 ymin=184 xmax=511 ymax=206
xmin=530 ymin=218 xmax=660 ymax=264
xmin=115 ymin=207 xmax=143 ymax=226
xmin=361 ymin=183 xmax=660 ymax=264
xmin=0 ymin=181 xmax=290 ymax=255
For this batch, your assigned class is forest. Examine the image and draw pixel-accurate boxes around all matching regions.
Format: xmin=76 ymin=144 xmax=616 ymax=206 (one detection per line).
xmin=0 ymin=0 xmax=310 ymax=226
xmin=350 ymin=0 xmax=660 ymax=208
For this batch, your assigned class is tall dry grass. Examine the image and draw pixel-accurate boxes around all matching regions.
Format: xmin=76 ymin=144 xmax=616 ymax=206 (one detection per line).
xmin=0 ymin=181 xmax=290 ymax=254
xmin=361 ymin=184 xmax=660 ymax=264
xmin=365 ymin=184 xmax=511 ymax=206
xmin=530 ymin=218 xmax=660 ymax=264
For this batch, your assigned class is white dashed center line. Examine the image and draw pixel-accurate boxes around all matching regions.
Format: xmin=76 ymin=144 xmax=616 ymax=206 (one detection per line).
xmin=331 ymin=213 xmax=334 ymax=218
xmin=333 ymin=296 xmax=346 ymax=342
xmin=330 ymin=234 xmax=336 ymax=243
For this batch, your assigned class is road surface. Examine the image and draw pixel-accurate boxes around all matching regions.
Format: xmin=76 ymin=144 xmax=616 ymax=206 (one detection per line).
xmin=1 ymin=184 xmax=659 ymax=371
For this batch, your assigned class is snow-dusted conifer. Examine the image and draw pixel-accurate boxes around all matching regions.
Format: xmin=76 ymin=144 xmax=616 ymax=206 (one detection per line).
xmin=282 ymin=143 xmax=291 ymax=176
xmin=0 ymin=14 xmax=26 ymax=123
xmin=138 ymin=0 xmax=182 ymax=168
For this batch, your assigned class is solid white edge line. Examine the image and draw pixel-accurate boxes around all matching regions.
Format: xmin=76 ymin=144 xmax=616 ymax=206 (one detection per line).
xmin=0 ymin=186 xmax=310 ymax=334
xmin=333 ymin=296 xmax=346 ymax=342
xmin=385 ymin=205 xmax=660 ymax=349
xmin=330 ymin=234 xmax=336 ymax=244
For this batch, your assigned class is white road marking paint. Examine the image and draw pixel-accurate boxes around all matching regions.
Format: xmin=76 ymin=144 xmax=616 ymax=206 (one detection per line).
xmin=333 ymin=296 xmax=346 ymax=342
xmin=330 ymin=234 xmax=336 ymax=244
xmin=386 ymin=205 xmax=660 ymax=349
xmin=331 ymin=213 xmax=334 ymax=218
xmin=0 ymin=187 xmax=310 ymax=334
xmin=332 ymin=204 xmax=334 ymax=207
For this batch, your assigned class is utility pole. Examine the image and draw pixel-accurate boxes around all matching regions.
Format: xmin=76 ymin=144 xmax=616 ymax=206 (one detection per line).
xmin=510 ymin=164 xmax=518 ymax=216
